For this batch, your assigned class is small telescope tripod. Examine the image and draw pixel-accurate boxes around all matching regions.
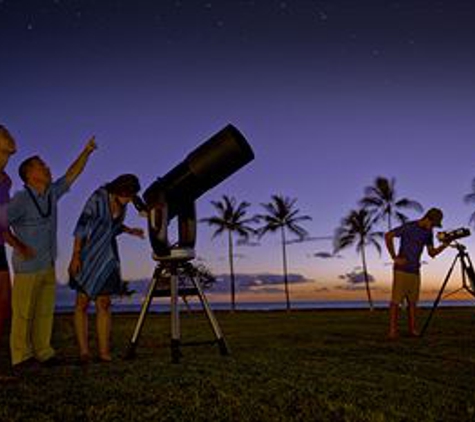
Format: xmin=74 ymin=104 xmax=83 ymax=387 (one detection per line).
xmin=125 ymin=249 xmax=229 ymax=363
xmin=420 ymin=242 xmax=475 ymax=337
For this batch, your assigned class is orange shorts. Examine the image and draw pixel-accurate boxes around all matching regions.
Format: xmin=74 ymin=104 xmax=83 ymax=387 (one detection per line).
xmin=391 ymin=270 xmax=420 ymax=304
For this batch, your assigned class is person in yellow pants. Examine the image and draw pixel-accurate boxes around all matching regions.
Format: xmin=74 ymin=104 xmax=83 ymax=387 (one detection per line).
xmin=8 ymin=137 xmax=96 ymax=370
xmin=10 ymin=268 xmax=56 ymax=365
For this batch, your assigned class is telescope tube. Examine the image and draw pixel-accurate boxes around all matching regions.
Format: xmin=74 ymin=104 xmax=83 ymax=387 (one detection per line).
xmin=144 ymin=124 xmax=254 ymax=256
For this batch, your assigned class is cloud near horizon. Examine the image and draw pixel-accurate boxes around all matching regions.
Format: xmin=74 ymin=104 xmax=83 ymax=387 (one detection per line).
xmin=312 ymin=251 xmax=343 ymax=259
xmin=335 ymin=284 xmax=388 ymax=292
xmin=210 ymin=273 xmax=312 ymax=293
xmin=89 ymin=272 xmax=314 ymax=295
xmin=339 ymin=270 xmax=375 ymax=286
xmin=55 ymin=272 xmax=313 ymax=300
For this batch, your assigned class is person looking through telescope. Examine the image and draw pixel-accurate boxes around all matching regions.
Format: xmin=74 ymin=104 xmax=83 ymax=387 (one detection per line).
xmin=68 ymin=174 xmax=144 ymax=363
xmin=385 ymin=207 xmax=450 ymax=340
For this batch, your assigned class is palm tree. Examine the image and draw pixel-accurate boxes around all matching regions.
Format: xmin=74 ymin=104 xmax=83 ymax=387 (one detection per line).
xmin=201 ymin=195 xmax=257 ymax=311
xmin=334 ymin=208 xmax=383 ymax=311
xmin=256 ymin=195 xmax=311 ymax=312
xmin=463 ymin=177 xmax=475 ymax=228
xmin=360 ymin=176 xmax=423 ymax=230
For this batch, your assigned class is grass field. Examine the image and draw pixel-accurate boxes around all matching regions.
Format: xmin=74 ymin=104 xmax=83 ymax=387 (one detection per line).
xmin=1 ymin=307 xmax=475 ymax=421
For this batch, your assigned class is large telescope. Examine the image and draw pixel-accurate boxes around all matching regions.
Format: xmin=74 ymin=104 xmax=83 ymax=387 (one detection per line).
xmin=126 ymin=124 xmax=253 ymax=362
xmin=139 ymin=124 xmax=254 ymax=256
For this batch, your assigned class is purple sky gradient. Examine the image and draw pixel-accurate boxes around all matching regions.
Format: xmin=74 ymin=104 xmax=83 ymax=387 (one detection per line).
xmin=2 ymin=0 xmax=475 ymax=301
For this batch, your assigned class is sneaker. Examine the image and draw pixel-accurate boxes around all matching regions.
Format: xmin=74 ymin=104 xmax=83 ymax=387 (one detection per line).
xmin=12 ymin=357 xmax=38 ymax=376
xmin=40 ymin=356 xmax=62 ymax=367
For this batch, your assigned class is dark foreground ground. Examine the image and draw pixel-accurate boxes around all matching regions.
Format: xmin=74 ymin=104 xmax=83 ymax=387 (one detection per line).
xmin=1 ymin=308 xmax=475 ymax=421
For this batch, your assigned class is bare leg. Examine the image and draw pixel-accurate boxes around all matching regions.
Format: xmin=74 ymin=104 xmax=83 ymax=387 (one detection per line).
xmin=407 ymin=300 xmax=419 ymax=337
xmin=0 ymin=271 xmax=14 ymax=378
xmin=388 ymin=302 xmax=399 ymax=340
xmin=74 ymin=293 xmax=91 ymax=360
xmin=95 ymin=295 xmax=112 ymax=362
xmin=0 ymin=271 xmax=11 ymax=343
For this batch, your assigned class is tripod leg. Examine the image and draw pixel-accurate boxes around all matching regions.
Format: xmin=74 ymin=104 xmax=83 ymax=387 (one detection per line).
xmin=124 ymin=266 xmax=162 ymax=359
xmin=461 ymin=253 xmax=475 ymax=296
xmin=420 ymin=254 xmax=459 ymax=337
xmin=170 ymin=266 xmax=182 ymax=363
xmin=191 ymin=274 xmax=229 ymax=356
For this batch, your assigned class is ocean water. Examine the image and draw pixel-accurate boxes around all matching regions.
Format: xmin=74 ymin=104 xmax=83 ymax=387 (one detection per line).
xmin=55 ymin=295 xmax=475 ymax=314
xmin=55 ymin=281 xmax=475 ymax=313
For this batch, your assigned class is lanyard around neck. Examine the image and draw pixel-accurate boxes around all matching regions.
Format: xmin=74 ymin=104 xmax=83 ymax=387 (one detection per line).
xmin=25 ymin=185 xmax=52 ymax=218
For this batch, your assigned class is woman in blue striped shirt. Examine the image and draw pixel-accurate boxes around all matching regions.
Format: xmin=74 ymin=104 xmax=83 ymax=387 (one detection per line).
xmin=68 ymin=174 xmax=144 ymax=363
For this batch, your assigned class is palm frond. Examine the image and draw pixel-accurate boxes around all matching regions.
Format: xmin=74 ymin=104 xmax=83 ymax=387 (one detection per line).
xmin=334 ymin=208 xmax=381 ymax=253
xmin=395 ymin=198 xmax=423 ymax=212
xmin=257 ymin=195 xmax=311 ymax=240
xmin=464 ymin=193 xmax=475 ymax=204
xmin=469 ymin=212 xmax=475 ymax=228
xmin=360 ymin=176 xmax=422 ymax=230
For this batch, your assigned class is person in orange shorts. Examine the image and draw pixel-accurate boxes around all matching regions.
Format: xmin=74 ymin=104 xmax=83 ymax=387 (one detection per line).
xmin=385 ymin=208 xmax=450 ymax=339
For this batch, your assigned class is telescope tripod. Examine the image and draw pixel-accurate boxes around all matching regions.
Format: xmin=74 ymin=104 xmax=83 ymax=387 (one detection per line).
xmin=420 ymin=243 xmax=475 ymax=337
xmin=125 ymin=249 xmax=229 ymax=363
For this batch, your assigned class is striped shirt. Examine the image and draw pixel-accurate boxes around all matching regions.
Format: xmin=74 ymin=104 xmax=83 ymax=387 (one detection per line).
xmin=70 ymin=187 xmax=126 ymax=298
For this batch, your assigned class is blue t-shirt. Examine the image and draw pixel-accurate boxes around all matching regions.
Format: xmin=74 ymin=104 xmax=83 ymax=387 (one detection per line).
xmin=392 ymin=220 xmax=433 ymax=274
xmin=7 ymin=176 xmax=70 ymax=273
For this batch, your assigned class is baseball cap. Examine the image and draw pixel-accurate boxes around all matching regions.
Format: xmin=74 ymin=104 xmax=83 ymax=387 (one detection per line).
xmin=424 ymin=207 xmax=443 ymax=228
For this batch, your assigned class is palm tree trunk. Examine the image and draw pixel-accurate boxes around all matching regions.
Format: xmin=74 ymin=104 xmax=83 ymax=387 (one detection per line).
xmin=281 ymin=227 xmax=291 ymax=312
xmin=228 ymin=230 xmax=236 ymax=312
xmin=360 ymin=245 xmax=374 ymax=311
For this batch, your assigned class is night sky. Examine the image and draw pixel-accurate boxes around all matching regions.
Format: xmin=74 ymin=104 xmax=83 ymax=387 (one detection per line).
xmin=2 ymin=0 xmax=475 ymax=303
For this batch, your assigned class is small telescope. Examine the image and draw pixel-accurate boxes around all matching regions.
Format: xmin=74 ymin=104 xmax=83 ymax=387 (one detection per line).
xmin=421 ymin=227 xmax=475 ymax=337
xmin=138 ymin=124 xmax=255 ymax=256
xmin=436 ymin=227 xmax=471 ymax=244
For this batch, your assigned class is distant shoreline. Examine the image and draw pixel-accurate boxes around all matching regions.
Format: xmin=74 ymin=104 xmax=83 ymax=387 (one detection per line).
xmin=54 ymin=299 xmax=475 ymax=314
